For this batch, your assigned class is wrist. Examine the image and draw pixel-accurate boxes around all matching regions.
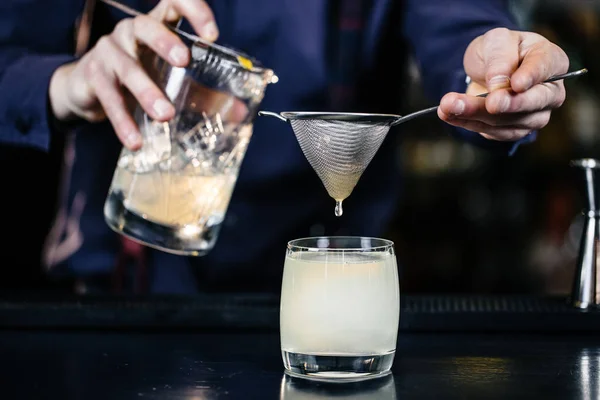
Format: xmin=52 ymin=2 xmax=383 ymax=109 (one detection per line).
xmin=49 ymin=62 xmax=76 ymax=122
xmin=48 ymin=62 xmax=91 ymax=135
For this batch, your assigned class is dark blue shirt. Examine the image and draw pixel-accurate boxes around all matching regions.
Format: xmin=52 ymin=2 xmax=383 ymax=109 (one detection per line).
xmin=0 ymin=0 xmax=533 ymax=294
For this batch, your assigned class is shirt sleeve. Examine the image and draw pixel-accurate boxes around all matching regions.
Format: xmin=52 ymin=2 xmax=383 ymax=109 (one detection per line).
xmin=402 ymin=0 xmax=536 ymax=155
xmin=0 ymin=49 xmax=75 ymax=152
xmin=0 ymin=1 xmax=78 ymax=153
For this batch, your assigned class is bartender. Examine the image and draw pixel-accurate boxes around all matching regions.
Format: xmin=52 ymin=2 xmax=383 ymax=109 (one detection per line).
xmin=0 ymin=0 xmax=569 ymax=294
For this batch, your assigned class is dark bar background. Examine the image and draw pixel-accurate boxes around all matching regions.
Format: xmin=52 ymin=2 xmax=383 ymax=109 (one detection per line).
xmin=0 ymin=0 xmax=599 ymax=296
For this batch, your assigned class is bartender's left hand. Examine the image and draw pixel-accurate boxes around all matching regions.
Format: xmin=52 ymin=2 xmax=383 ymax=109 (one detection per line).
xmin=438 ymin=28 xmax=570 ymax=142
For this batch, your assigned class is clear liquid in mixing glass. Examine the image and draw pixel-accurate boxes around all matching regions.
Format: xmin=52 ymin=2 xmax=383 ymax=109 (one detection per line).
xmin=104 ymin=119 xmax=252 ymax=256
xmin=105 ymin=168 xmax=236 ymax=256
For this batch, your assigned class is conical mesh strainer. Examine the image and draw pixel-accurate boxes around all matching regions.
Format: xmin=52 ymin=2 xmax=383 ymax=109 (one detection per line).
xmin=258 ymin=111 xmax=405 ymax=216
xmin=257 ymin=67 xmax=588 ymax=216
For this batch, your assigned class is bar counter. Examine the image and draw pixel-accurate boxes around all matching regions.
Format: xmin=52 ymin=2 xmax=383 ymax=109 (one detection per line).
xmin=1 ymin=294 xmax=600 ymax=399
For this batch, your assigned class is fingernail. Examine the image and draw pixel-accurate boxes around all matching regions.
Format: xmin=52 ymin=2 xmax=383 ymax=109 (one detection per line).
xmin=169 ymin=45 xmax=188 ymax=65
xmin=497 ymin=95 xmax=511 ymax=113
xmin=153 ymin=98 xmax=173 ymax=119
xmin=488 ymin=75 xmax=511 ymax=91
xmin=126 ymin=133 xmax=141 ymax=148
xmin=451 ymin=99 xmax=466 ymax=116
xmin=202 ymin=22 xmax=219 ymax=41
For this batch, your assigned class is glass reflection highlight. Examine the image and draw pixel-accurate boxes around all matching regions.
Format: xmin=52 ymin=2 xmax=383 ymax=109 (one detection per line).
xmin=279 ymin=373 xmax=397 ymax=399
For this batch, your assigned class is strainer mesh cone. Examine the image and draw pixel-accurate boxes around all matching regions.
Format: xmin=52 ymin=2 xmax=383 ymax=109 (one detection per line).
xmin=289 ymin=119 xmax=391 ymax=201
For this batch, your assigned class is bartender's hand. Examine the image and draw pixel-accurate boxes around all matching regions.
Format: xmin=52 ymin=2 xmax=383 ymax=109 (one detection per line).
xmin=49 ymin=0 xmax=218 ymax=151
xmin=438 ymin=28 xmax=569 ymax=142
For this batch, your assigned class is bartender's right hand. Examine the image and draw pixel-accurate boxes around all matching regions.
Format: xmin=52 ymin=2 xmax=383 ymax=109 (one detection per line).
xmin=48 ymin=0 xmax=218 ymax=151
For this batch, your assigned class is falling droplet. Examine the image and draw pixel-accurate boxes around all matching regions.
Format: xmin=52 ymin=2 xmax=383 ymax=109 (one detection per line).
xmin=335 ymin=200 xmax=343 ymax=217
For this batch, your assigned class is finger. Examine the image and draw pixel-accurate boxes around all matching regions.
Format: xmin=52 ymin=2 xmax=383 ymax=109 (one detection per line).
xmin=96 ymin=37 xmax=175 ymax=123
xmin=112 ymin=15 xmax=190 ymax=67
xmin=88 ymin=61 xmax=142 ymax=150
xmin=440 ymin=92 xmax=553 ymax=129
xmin=150 ymin=0 xmax=218 ymax=42
xmin=470 ymin=110 xmax=551 ymax=130
xmin=149 ymin=0 xmax=182 ymax=24
xmin=112 ymin=16 xmax=189 ymax=67
xmin=133 ymin=15 xmax=189 ymax=66
xmin=440 ymin=116 xmax=532 ymax=142
xmin=510 ymin=37 xmax=570 ymax=92
xmin=509 ymin=111 xmax=551 ymax=130
xmin=438 ymin=92 xmax=486 ymax=120
xmin=111 ymin=19 xmax=138 ymax=58
xmin=485 ymin=82 xmax=566 ymax=114
xmin=442 ymin=86 xmax=560 ymax=117
xmin=480 ymin=28 xmax=521 ymax=91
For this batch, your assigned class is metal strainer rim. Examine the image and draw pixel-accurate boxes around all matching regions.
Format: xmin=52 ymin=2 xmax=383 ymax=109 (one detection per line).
xmin=280 ymin=111 xmax=401 ymax=124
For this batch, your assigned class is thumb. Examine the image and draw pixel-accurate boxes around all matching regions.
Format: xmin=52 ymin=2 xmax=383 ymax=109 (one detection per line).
xmin=480 ymin=28 xmax=521 ymax=91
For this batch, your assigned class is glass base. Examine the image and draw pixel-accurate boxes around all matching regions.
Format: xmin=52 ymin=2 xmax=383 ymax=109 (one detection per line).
xmin=104 ymin=190 xmax=222 ymax=256
xmin=282 ymin=351 xmax=395 ymax=383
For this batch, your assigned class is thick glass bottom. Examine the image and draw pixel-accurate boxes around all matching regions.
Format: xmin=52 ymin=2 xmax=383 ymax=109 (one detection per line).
xmin=104 ymin=190 xmax=222 ymax=256
xmin=282 ymin=350 xmax=395 ymax=383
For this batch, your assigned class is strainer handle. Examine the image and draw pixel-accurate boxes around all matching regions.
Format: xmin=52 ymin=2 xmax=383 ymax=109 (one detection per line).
xmin=390 ymin=106 xmax=439 ymax=126
xmin=390 ymin=68 xmax=588 ymax=127
xmin=257 ymin=111 xmax=288 ymax=122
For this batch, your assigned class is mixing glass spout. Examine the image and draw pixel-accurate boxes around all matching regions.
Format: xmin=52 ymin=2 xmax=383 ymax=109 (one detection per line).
xmin=257 ymin=111 xmax=288 ymax=122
